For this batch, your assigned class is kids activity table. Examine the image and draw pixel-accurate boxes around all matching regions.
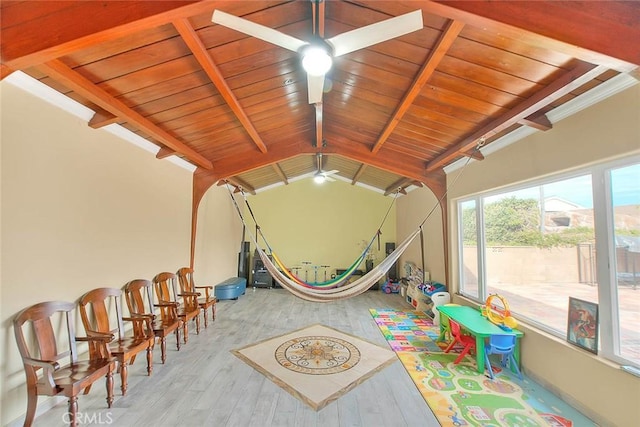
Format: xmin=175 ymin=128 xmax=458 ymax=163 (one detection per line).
xmin=438 ymin=305 xmax=524 ymax=374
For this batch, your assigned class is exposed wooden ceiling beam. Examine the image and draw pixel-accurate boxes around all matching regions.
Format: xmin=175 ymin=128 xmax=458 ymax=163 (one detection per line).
xmin=1 ymin=64 xmax=14 ymax=80
xmin=204 ymin=139 xmax=309 ymax=182
xmin=314 ymin=104 xmax=323 ymax=148
xmin=156 ymin=148 xmax=176 ymax=160
xmin=325 ymin=135 xmax=446 ymax=196
xmin=423 ymin=0 xmax=639 ymax=72
xmin=196 ymin=135 xmax=440 ymax=193
xmin=384 ymin=178 xmax=414 ymax=196
xmin=88 ymin=110 xmax=118 ymax=129
xmin=226 ymin=177 xmax=256 ymax=195
xmin=372 ymin=19 xmax=464 ymax=154
xmin=173 ymin=18 xmax=268 ymax=154
xmin=519 ymin=113 xmax=553 ymax=132
xmin=38 ymin=59 xmax=213 ymax=170
xmin=351 ymin=164 xmax=367 ymax=186
xmin=426 ymin=62 xmax=607 ymax=172
xmin=272 ymin=163 xmax=289 ymax=185
xmin=0 ymin=1 xmax=213 ymax=72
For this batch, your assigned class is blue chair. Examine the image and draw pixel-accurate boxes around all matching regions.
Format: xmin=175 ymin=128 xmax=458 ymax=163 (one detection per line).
xmin=484 ymin=334 xmax=522 ymax=380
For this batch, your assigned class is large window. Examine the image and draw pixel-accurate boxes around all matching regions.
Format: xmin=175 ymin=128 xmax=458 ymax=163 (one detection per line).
xmin=458 ymin=158 xmax=640 ymax=367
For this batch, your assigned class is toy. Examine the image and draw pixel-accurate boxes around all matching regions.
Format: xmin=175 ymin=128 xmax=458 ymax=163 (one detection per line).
xmin=418 ymin=281 xmax=446 ymax=296
xmin=482 ymin=294 xmax=518 ymax=329
xmin=381 ymin=279 xmax=400 ymax=294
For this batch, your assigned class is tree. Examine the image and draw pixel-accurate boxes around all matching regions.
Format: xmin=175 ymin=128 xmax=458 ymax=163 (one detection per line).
xmin=462 ymin=196 xmax=595 ymax=248
xmin=484 ymin=197 xmax=540 ymax=246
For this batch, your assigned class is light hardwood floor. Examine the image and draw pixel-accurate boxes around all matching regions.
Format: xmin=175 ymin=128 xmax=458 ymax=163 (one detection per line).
xmin=29 ymin=288 xmax=440 ymax=426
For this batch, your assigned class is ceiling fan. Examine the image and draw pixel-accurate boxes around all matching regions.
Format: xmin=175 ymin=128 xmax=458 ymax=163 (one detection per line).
xmin=211 ymin=5 xmax=423 ymax=104
xmin=313 ymin=153 xmax=338 ymax=184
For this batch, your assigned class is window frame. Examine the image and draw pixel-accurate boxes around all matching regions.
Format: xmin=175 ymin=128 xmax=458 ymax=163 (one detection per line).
xmin=456 ymin=154 xmax=640 ymax=367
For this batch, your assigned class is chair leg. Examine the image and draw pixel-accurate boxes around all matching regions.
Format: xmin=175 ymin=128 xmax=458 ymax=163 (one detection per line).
xmin=211 ymin=303 xmax=216 ymax=321
xmin=175 ymin=327 xmax=181 ymax=350
xmin=485 ymin=352 xmax=495 ymax=379
xmin=202 ymin=308 xmax=208 ymax=328
xmin=67 ymin=395 xmax=78 ymax=427
xmin=120 ymin=360 xmax=128 ymax=395
xmin=195 ymin=314 xmax=200 ymax=335
xmin=24 ymin=387 xmax=38 ymax=427
xmin=444 ymin=340 xmax=456 ymax=353
xmin=160 ymin=336 xmax=167 ymax=364
xmin=183 ymin=319 xmax=189 ymax=344
xmin=146 ymin=345 xmax=153 ymax=375
xmin=106 ymin=367 xmax=114 ymax=408
xmin=453 ymin=344 xmax=473 ymax=364
xmin=508 ymin=354 xmax=523 ymax=380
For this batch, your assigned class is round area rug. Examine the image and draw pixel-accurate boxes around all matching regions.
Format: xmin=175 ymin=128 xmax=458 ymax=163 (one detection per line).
xmin=275 ymin=335 xmax=361 ymax=375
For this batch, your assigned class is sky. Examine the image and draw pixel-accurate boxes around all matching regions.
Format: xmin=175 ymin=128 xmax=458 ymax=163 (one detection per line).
xmin=484 ymin=163 xmax=639 ymax=208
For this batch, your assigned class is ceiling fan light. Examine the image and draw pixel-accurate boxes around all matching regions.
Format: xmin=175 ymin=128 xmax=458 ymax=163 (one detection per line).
xmin=302 ymin=46 xmax=332 ymax=76
xmin=313 ymin=173 xmax=326 ymax=184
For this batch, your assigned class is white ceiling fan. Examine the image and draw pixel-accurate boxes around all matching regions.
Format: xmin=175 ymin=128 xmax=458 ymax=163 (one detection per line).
xmin=313 ymin=153 xmax=338 ymax=184
xmin=211 ymin=6 xmax=423 ymax=104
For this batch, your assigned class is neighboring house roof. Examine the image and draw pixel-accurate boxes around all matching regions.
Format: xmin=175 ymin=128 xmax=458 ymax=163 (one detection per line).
xmin=544 ymin=197 xmax=584 ymax=212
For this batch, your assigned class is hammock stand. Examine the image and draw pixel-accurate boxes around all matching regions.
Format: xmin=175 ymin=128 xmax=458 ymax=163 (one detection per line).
xmin=226 ymin=142 xmax=481 ymax=302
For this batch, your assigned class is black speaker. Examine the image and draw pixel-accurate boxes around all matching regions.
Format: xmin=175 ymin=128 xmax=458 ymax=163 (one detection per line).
xmin=386 ymin=242 xmax=398 ymax=281
xmin=251 ymin=249 xmax=274 ymax=288
xmin=237 ymin=241 xmax=250 ymax=280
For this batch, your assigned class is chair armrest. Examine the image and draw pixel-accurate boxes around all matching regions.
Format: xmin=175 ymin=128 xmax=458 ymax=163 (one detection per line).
xmin=77 ymin=335 xmax=114 ymax=343
xmin=77 ymin=334 xmax=114 ymax=359
xmin=84 ymin=331 xmax=116 ymax=341
xmin=123 ymin=316 xmax=154 ymax=338
xmin=178 ymin=292 xmax=199 ymax=296
xmin=23 ymin=357 xmax=60 ymax=371
xmin=126 ymin=313 xmax=154 ymax=320
xmin=23 ymin=357 xmax=60 ymax=391
xmin=154 ymin=302 xmax=178 ymax=307
xmin=194 ymin=286 xmax=212 ymax=299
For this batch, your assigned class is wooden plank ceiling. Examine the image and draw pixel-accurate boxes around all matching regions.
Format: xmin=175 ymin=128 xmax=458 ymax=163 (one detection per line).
xmin=2 ymin=1 xmax=638 ymax=198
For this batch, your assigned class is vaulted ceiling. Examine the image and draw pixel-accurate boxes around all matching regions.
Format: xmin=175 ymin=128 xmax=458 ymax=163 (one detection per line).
xmin=2 ymin=1 xmax=639 ymax=201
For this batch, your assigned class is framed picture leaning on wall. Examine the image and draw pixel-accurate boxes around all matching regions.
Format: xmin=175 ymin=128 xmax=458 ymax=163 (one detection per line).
xmin=567 ymin=297 xmax=599 ymax=354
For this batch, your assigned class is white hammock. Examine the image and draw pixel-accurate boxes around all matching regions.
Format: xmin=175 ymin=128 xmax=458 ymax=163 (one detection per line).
xmin=254 ymin=228 xmax=420 ymax=302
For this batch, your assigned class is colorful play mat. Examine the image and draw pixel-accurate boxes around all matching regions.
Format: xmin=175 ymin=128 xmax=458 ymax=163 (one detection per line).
xmin=369 ymin=308 xmax=596 ymax=427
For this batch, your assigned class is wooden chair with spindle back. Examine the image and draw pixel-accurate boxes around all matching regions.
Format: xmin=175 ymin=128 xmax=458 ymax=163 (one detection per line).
xmin=13 ymin=301 xmax=115 ymax=427
xmin=152 ymin=272 xmax=200 ymax=343
xmin=78 ymin=287 xmax=154 ymax=396
xmin=176 ymin=267 xmax=216 ymax=328
xmin=123 ymin=279 xmax=182 ymax=364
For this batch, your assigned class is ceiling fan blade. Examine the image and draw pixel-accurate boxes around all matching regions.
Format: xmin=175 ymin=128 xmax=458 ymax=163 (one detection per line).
xmin=307 ymin=73 xmax=325 ymax=104
xmin=212 ymin=10 xmax=307 ymax=52
xmin=327 ymin=10 xmax=423 ymax=57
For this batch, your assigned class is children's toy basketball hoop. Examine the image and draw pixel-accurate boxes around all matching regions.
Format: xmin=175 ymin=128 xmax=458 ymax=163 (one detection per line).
xmin=484 ymin=294 xmax=518 ymax=329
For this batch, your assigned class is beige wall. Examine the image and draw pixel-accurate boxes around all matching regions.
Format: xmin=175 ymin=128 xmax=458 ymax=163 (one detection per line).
xmin=245 ymin=178 xmax=396 ymax=279
xmin=396 ymin=186 xmax=446 ymax=284
xmin=446 ymin=83 xmax=640 ymax=426
xmin=0 ymin=82 xmax=196 ymax=425
xmin=193 ymin=187 xmax=244 ymax=285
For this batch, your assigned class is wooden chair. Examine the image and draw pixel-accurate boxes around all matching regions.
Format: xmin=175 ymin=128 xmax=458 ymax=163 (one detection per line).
xmin=152 ymin=272 xmax=200 ymax=343
xmin=78 ymin=287 xmax=154 ymax=396
xmin=176 ymin=267 xmax=216 ymax=328
xmin=13 ymin=301 xmax=115 ymax=427
xmin=123 ymin=279 xmax=182 ymax=364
